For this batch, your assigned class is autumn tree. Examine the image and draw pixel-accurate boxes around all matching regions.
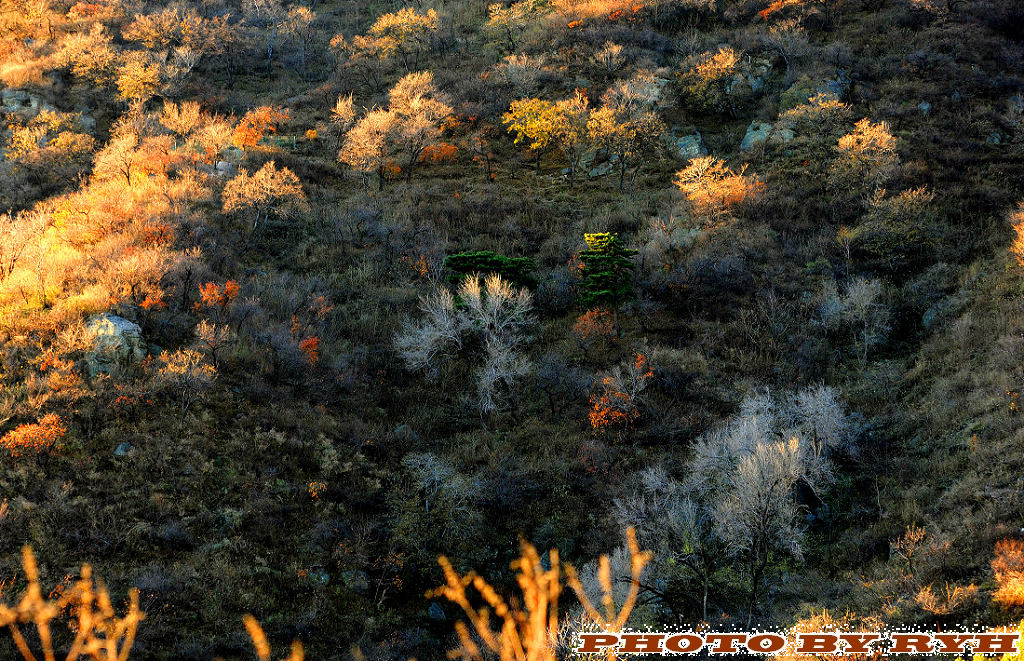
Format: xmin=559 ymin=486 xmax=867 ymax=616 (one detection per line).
xmin=339 ymin=107 xmax=397 ymax=189
xmin=155 ymin=348 xmax=216 ymax=413
xmin=327 ymin=94 xmax=356 ymax=151
xmin=56 ymin=23 xmax=119 ymax=90
xmin=484 ymin=0 xmax=540 ymax=52
xmin=387 ymin=71 xmax=453 ymax=182
xmin=93 ymin=132 xmax=140 ymax=187
xmin=232 ymin=106 xmax=289 ymax=151
xmin=676 ymin=47 xmax=743 ymax=115
xmin=160 ymin=101 xmax=203 ymax=138
xmin=0 ymin=211 xmax=48 ymax=284
xmin=366 ymin=6 xmax=439 ymax=71
xmin=221 ymin=161 xmax=309 ymax=236
xmin=830 ymin=118 xmax=899 ymax=203
xmin=338 ymin=72 xmax=451 ymax=186
xmin=115 ymin=51 xmax=162 ymax=107
xmin=503 ymin=90 xmax=591 ymax=184
xmin=589 ymin=353 xmax=653 ymax=436
xmin=502 ymin=97 xmax=557 ymax=171
xmin=588 ymin=77 xmax=666 ymax=189
xmin=674 ymin=156 xmax=761 ymax=222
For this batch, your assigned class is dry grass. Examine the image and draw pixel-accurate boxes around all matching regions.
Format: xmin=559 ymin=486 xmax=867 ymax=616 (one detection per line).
xmin=430 ymin=527 xmax=652 ymax=661
xmin=0 ymin=546 xmax=302 ymax=661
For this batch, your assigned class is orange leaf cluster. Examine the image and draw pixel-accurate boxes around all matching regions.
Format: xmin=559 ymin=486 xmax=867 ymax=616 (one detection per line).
xmin=0 ymin=414 xmax=66 ymax=457
xmin=589 ymin=354 xmax=653 ymax=432
xmin=1010 ymin=206 xmax=1024 ymax=269
xmin=232 ymin=107 xmax=290 ymax=151
xmin=993 ymin=539 xmax=1024 ymax=608
xmin=67 ymin=2 xmax=103 ymax=18
xmin=573 ymin=308 xmax=615 ymax=341
xmin=419 ymin=142 xmax=459 ymax=164
xmin=299 ymin=337 xmax=320 ymax=365
xmin=197 ymin=280 xmax=239 ymax=309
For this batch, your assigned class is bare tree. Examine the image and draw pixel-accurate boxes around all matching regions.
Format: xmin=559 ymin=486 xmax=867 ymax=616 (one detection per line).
xmin=394 ymin=274 xmax=534 ymax=413
xmin=762 ymin=19 xmax=808 ymax=85
xmin=394 ymin=287 xmax=465 ymax=378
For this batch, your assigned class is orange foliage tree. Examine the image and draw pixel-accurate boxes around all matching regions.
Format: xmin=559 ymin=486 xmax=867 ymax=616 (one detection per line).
xmin=994 ymin=539 xmax=1024 ymax=608
xmin=0 ymin=413 xmax=66 ymax=457
xmin=589 ymin=353 xmax=653 ymax=435
xmin=232 ymin=107 xmax=290 ymax=150
xmin=1010 ymin=204 xmax=1024 ymax=269
xmin=674 ymin=156 xmax=761 ymax=223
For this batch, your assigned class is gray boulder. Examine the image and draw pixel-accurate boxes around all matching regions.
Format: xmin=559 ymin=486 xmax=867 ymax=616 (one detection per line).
xmin=1 ymin=89 xmax=32 ymax=110
xmin=85 ymin=314 xmax=146 ymax=376
xmin=740 ymin=121 xmax=794 ymax=151
xmin=725 ymin=58 xmax=772 ymax=97
xmin=664 ymin=128 xmax=708 ymax=162
xmin=341 ymin=570 xmax=370 ymax=594
xmin=78 ymin=114 xmax=97 ymax=134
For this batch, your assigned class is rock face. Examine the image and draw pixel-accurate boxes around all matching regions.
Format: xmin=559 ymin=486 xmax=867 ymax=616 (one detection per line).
xmin=740 ymin=121 xmax=794 ymax=151
xmin=664 ymin=128 xmax=708 ymax=161
xmin=725 ymin=58 xmax=772 ymax=98
xmin=85 ymin=314 xmax=147 ymax=376
xmin=780 ymin=74 xmax=850 ymax=111
xmin=1 ymin=89 xmax=57 ymax=115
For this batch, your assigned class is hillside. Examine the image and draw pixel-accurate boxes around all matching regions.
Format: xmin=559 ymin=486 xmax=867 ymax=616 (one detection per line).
xmin=1 ymin=0 xmax=1024 ymax=658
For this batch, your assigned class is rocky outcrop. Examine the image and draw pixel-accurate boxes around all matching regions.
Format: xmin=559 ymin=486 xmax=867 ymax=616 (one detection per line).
xmin=740 ymin=121 xmax=794 ymax=151
xmin=85 ymin=314 xmax=147 ymax=376
xmin=664 ymin=128 xmax=708 ymax=162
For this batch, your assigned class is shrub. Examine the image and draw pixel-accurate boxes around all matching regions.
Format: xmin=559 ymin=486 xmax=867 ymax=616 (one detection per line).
xmin=994 ymin=539 xmax=1024 ymax=608
xmin=443 ymin=250 xmax=538 ymax=289
xmin=0 ymin=413 xmax=65 ymax=456
xmin=674 ymin=156 xmax=762 ymax=223
xmin=676 ymin=47 xmax=742 ymax=115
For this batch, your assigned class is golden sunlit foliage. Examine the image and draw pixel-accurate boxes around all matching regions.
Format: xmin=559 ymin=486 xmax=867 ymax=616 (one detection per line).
xmin=994 ymin=539 xmax=1024 ymax=608
xmin=674 ymin=156 xmax=762 ymax=222
xmin=431 ymin=528 xmax=651 ymax=661
xmin=367 ymin=7 xmax=439 ymax=69
xmin=485 ymin=0 xmax=541 ymax=52
xmin=0 ymin=546 xmax=143 ymax=661
xmin=1010 ymin=204 xmax=1024 ymax=269
xmin=339 ymin=71 xmax=452 ymax=186
xmin=0 ymin=413 xmax=66 ymax=457
xmin=677 ymin=47 xmax=743 ymax=114
xmin=837 ymin=118 xmax=898 ymax=168
xmin=503 ymin=90 xmax=591 ymax=182
xmin=222 ymin=161 xmax=308 ymax=234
